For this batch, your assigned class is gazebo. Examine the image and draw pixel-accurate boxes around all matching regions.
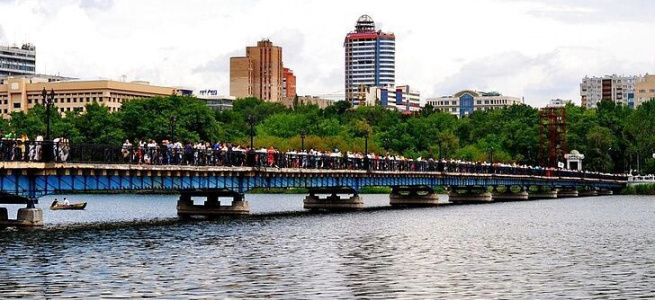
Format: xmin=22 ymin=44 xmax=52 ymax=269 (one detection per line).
xmin=565 ymin=150 xmax=585 ymax=170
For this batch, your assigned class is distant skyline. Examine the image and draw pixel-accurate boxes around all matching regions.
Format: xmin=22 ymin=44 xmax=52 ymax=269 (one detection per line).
xmin=1 ymin=0 xmax=654 ymax=107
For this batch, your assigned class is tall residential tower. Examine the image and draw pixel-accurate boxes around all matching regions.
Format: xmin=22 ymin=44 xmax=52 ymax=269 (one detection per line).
xmin=230 ymin=39 xmax=296 ymax=102
xmin=344 ymin=15 xmax=395 ymax=106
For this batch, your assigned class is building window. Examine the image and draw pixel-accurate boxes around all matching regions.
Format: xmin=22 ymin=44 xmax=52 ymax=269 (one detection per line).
xmin=13 ymin=103 xmax=20 ymax=109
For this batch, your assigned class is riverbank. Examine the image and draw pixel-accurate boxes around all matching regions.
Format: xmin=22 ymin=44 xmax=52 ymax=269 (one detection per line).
xmin=621 ymin=183 xmax=655 ymax=195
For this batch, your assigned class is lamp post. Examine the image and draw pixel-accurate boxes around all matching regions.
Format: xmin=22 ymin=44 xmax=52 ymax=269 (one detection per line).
xmin=247 ymin=115 xmax=255 ymax=167
xmin=169 ymin=115 xmax=177 ymax=141
xmin=41 ymin=88 xmax=55 ymax=162
xmin=488 ymin=146 xmax=494 ymax=163
xmin=382 ymin=137 xmax=390 ymax=152
xmin=437 ymin=139 xmax=443 ymax=161
xmin=363 ymin=130 xmax=369 ymax=170
xmin=300 ymin=129 xmax=306 ymax=151
xmin=247 ymin=115 xmax=255 ymax=149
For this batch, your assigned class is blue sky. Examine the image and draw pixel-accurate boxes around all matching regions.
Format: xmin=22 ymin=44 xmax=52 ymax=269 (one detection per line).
xmin=1 ymin=0 xmax=654 ymax=107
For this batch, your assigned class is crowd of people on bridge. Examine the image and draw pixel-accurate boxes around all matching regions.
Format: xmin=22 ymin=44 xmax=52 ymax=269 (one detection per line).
xmin=0 ymin=131 xmax=71 ymax=162
xmin=116 ymin=138 xmax=624 ymax=180
xmin=0 ymin=132 xmax=625 ymax=181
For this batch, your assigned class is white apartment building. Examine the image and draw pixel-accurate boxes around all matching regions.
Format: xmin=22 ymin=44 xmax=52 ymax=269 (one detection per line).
xmin=580 ymin=75 xmax=637 ymax=109
xmin=364 ymin=85 xmax=421 ymax=112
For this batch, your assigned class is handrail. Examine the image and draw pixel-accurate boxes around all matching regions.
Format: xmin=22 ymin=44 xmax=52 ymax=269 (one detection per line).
xmin=0 ymin=140 xmax=628 ymax=181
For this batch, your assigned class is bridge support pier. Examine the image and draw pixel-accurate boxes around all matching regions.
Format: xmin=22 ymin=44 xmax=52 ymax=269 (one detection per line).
xmin=448 ymin=186 xmax=493 ymax=204
xmin=579 ymin=188 xmax=598 ymax=197
xmin=303 ymin=187 xmax=364 ymax=211
xmin=492 ymin=186 xmax=529 ymax=201
xmin=528 ymin=186 xmax=558 ymax=199
xmin=597 ymin=189 xmax=614 ymax=196
xmin=177 ymin=189 xmax=250 ymax=218
xmin=16 ymin=207 xmax=44 ymax=226
xmin=558 ymin=187 xmax=579 ymax=198
xmin=0 ymin=198 xmax=44 ymax=227
xmin=389 ymin=185 xmax=439 ymax=207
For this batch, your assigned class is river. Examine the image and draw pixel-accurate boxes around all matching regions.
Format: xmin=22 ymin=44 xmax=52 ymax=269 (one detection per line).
xmin=1 ymin=194 xmax=654 ymax=299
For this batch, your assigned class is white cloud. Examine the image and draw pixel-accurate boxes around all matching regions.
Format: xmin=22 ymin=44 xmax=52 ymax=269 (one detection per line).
xmin=1 ymin=0 xmax=654 ymax=107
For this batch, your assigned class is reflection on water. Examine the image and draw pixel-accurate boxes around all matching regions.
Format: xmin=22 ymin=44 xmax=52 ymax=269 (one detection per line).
xmin=1 ymin=194 xmax=654 ymax=299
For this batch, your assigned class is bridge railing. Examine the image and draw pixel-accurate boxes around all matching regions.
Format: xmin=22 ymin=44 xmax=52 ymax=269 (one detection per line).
xmin=0 ymin=140 xmax=627 ymax=181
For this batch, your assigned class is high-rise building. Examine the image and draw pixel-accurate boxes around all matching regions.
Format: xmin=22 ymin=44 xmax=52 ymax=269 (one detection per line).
xmin=230 ymin=39 xmax=295 ymax=102
xmin=635 ymin=74 xmax=655 ymax=108
xmin=344 ymin=15 xmax=395 ymax=106
xmin=0 ymin=44 xmax=36 ymax=77
xmin=580 ymin=75 xmax=637 ymax=109
xmin=282 ymin=68 xmax=296 ymax=99
xmin=426 ymin=91 xmax=522 ymax=118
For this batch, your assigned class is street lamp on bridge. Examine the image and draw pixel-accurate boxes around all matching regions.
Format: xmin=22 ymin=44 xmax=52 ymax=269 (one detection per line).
xmin=247 ymin=115 xmax=255 ymax=149
xmin=169 ymin=115 xmax=177 ymax=141
xmin=437 ymin=139 xmax=443 ymax=161
xmin=300 ymin=129 xmax=306 ymax=151
xmin=488 ymin=146 xmax=494 ymax=163
xmin=246 ymin=115 xmax=256 ymax=167
xmin=363 ymin=129 xmax=370 ymax=170
xmin=41 ymin=88 xmax=56 ymax=162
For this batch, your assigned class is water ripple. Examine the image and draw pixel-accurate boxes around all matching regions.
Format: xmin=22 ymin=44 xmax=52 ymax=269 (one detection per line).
xmin=1 ymin=195 xmax=654 ymax=299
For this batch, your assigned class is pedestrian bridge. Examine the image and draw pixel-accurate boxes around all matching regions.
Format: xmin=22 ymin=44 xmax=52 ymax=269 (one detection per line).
xmin=0 ymin=159 xmax=627 ymax=226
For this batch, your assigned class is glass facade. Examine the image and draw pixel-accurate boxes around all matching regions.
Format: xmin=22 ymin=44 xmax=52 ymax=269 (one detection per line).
xmin=459 ymin=93 xmax=475 ymax=117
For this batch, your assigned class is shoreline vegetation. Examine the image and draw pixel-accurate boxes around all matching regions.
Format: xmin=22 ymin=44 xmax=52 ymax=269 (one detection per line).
xmin=621 ymin=184 xmax=655 ymax=195
xmin=5 ymin=95 xmax=655 ymax=175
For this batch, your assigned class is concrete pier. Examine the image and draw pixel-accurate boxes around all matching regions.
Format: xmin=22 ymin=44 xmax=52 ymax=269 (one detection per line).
xmin=492 ymin=187 xmax=529 ymax=201
xmin=0 ymin=206 xmax=44 ymax=227
xmin=176 ymin=189 xmax=250 ymax=218
xmin=597 ymin=189 xmax=614 ymax=196
xmin=16 ymin=208 xmax=44 ymax=226
xmin=448 ymin=186 xmax=493 ymax=204
xmin=389 ymin=185 xmax=439 ymax=207
xmin=558 ymin=189 xmax=579 ymax=198
xmin=528 ymin=190 xmax=558 ymax=199
xmin=579 ymin=190 xmax=598 ymax=197
xmin=303 ymin=194 xmax=364 ymax=211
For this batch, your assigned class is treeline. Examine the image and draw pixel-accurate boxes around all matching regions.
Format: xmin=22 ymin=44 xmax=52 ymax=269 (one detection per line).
xmin=2 ymin=95 xmax=654 ymax=174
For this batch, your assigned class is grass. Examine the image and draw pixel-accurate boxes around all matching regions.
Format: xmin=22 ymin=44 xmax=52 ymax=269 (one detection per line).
xmin=621 ymin=183 xmax=655 ymax=195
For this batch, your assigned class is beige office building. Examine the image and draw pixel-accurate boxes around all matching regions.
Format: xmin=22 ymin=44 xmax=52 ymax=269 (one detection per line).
xmin=427 ymin=90 xmax=523 ymax=118
xmin=230 ymin=39 xmax=295 ymax=102
xmin=0 ymin=75 xmax=176 ymax=117
xmin=635 ymin=74 xmax=655 ymax=107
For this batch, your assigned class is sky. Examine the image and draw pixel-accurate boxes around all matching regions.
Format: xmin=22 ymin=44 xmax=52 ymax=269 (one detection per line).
xmin=1 ymin=0 xmax=654 ymax=107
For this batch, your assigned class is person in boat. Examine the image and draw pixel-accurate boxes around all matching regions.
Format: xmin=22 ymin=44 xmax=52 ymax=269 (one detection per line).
xmin=63 ymin=198 xmax=70 ymax=206
xmin=51 ymin=198 xmax=59 ymax=207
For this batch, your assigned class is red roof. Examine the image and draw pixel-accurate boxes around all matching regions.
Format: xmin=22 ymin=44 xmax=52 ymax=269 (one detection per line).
xmin=345 ymin=32 xmax=395 ymax=40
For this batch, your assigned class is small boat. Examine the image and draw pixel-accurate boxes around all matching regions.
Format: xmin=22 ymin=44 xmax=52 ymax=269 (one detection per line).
xmin=50 ymin=202 xmax=87 ymax=210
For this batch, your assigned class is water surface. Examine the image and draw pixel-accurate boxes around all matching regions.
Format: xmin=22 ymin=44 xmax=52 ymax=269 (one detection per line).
xmin=1 ymin=194 xmax=653 ymax=299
